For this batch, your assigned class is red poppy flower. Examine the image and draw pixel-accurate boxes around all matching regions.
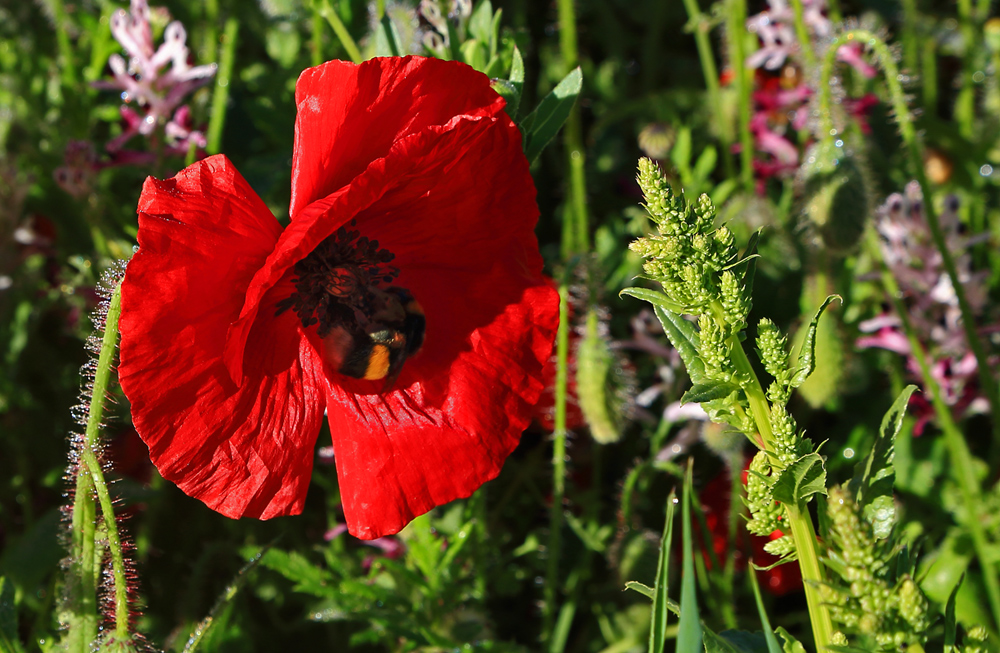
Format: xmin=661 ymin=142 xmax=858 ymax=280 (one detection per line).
xmin=117 ymin=56 xmax=559 ymax=539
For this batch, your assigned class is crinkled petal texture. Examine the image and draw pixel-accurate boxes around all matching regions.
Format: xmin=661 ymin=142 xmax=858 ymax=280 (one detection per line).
xmin=119 ymin=156 xmax=327 ymax=520
xmin=120 ymin=56 xmax=559 ymax=538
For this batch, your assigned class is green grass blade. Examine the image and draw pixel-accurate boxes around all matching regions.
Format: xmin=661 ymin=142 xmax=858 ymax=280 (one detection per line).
xmin=677 ymin=462 xmax=703 ymax=652
xmin=747 ymin=568 xmax=782 ymax=653
xmin=649 ymin=490 xmax=677 ymax=653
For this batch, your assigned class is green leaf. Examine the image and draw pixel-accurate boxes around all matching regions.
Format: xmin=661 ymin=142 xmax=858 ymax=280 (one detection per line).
xmin=851 ymin=385 xmax=917 ymax=539
xmin=468 ymin=0 xmax=493 ymax=43
xmin=944 ymin=574 xmax=963 ymax=653
xmin=677 ymin=464 xmax=702 ymax=653
xmin=620 ymin=286 xmax=686 ymax=314
xmin=702 ymin=627 xmax=742 ymax=653
xmin=680 ymin=380 xmax=741 ymax=405
xmin=257 ymin=548 xmax=335 ymax=598
xmin=747 ymin=568 xmax=782 ymax=653
xmin=374 ymin=13 xmax=401 ymax=57
xmin=0 ymin=577 xmax=24 ymax=653
xmin=652 ymin=305 xmax=707 ymax=385
xmin=789 ymin=295 xmax=841 ymax=388
xmin=774 ymin=627 xmax=807 ymax=653
xmin=671 ymin=126 xmax=692 ymax=178
xmin=494 ymin=45 xmax=524 ymax=118
xmin=692 ymin=146 xmax=718 ymax=186
xmin=649 ymin=490 xmax=676 ymax=653
xmin=718 ymin=630 xmax=771 ymax=653
xmin=183 ymin=550 xmax=266 ymax=653
xmin=520 ymin=67 xmax=582 ymax=163
xmin=734 ymin=230 xmax=762 ymax=300
xmin=771 ymin=453 xmax=828 ymax=506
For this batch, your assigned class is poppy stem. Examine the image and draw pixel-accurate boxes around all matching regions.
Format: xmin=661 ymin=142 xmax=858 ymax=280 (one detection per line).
xmin=557 ymin=0 xmax=589 ymax=257
xmin=544 ymin=284 xmax=571 ymax=646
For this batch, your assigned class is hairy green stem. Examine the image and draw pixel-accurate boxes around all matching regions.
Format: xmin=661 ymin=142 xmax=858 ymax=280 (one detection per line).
xmin=206 ymin=18 xmax=239 ymax=155
xmin=681 ymin=0 xmax=733 ymax=176
xmin=544 ymin=285 xmax=571 ymax=645
xmin=818 ymin=30 xmax=1000 ymax=463
xmin=726 ymin=0 xmax=754 ymax=192
xmin=70 ymin=282 xmax=127 ymax=648
xmin=318 ymin=0 xmax=362 ymax=64
xmin=724 ymin=309 xmax=834 ymax=650
xmin=867 ymin=231 xmax=1000 ymax=629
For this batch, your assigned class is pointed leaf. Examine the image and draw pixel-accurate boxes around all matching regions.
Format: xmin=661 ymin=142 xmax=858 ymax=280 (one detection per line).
xmin=733 ymin=229 xmax=762 ymax=300
xmin=677 ymin=463 xmax=702 ymax=653
xmin=649 ymin=490 xmax=677 ymax=653
xmin=851 ymin=385 xmax=917 ymax=539
xmin=944 ymin=574 xmax=963 ymax=653
xmin=789 ymin=295 xmax=841 ymax=388
xmin=468 ymin=0 xmax=493 ymax=43
xmin=495 ymin=45 xmax=524 ymax=119
xmin=521 ymin=67 xmax=582 ymax=163
xmin=718 ymin=630 xmax=772 ymax=653
xmin=374 ymin=14 xmax=401 ymax=57
xmin=625 ymin=580 xmax=654 ymax=599
xmin=620 ymin=286 xmax=686 ymax=314
xmin=771 ymin=453 xmax=828 ymax=506
xmin=681 ymin=380 xmax=741 ymax=405
xmin=652 ymin=305 xmax=707 ymax=385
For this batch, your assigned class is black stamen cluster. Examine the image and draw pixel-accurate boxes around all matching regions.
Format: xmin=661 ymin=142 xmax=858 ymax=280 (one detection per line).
xmin=276 ymin=219 xmax=400 ymax=337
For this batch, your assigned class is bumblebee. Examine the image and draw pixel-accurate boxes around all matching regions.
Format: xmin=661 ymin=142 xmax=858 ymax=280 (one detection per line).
xmin=320 ymin=286 xmax=426 ymax=386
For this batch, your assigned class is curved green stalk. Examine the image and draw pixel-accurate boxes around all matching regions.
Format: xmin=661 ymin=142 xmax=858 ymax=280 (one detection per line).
xmin=317 ymin=0 xmax=362 ymax=64
xmin=818 ymin=30 xmax=1000 ymax=464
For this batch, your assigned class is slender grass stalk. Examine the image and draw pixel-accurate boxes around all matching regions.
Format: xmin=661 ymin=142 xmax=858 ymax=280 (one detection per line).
xmin=817 ymin=30 xmax=1000 ymax=464
xmin=318 ymin=0 xmax=363 ymax=64
xmin=899 ymin=0 xmax=920 ymax=79
xmin=866 ymin=230 xmax=1000 ymax=630
xmin=725 ymin=0 xmax=754 ymax=193
xmin=680 ymin=0 xmax=734 ymax=178
xmin=311 ymin=8 xmax=324 ymax=67
xmin=50 ymin=0 xmax=78 ymax=88
xmin=558 ymin=0 xmax=589 ymax=256
xmin=921 ymin=39 xmax=938 ymax=118
xmin=203 ymin=0 xmax=220 ymax=67
xmin=788 ymin=0 xmax=817 ymax=69
xmin=206 ymin=18 xmax=239 ymax=155
xmin=544 ymin=285 xmax=571 ymax=646
xmin=955 ymin=0 xmax=977 ymax=139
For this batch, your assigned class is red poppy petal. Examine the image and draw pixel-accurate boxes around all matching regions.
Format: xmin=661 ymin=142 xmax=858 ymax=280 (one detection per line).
xmin=119 ymin=155 xmax=327 ymax=519
xmin=224 ymin=115 xmax=510 ymax=382
xmin=289 ymin=56 xmax=505 ymax=218
xmin=328 ymin=281 xmax=559 ymax=540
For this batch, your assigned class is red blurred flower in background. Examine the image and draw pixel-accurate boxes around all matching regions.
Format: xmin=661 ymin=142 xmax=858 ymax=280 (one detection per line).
xmin=700 ymin=467 xmax=802 ymax=596
xmin=118 ymin=56 xmax=559 ymax=539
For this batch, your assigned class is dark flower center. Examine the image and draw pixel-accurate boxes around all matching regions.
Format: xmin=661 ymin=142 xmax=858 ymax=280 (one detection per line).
xmin=276 ymin=219 xmax=402 ymax=338
xmin=276 ymin=219 xmax=425 ymax=382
